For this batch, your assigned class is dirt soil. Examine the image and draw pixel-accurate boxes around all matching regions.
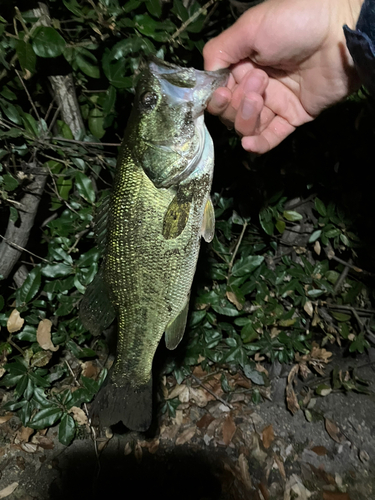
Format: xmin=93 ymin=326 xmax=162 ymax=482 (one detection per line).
xmin=1 ymin=346 xmax=375 ymax=500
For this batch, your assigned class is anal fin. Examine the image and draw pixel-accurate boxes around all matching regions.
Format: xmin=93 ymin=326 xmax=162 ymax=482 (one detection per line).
xmin=165 ymin=296 xmax=189 ymax=350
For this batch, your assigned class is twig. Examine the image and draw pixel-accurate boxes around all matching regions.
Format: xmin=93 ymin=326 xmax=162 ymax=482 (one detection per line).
xmin=0 ymin=234 xmax=50 ymax=263
xmin=7 ymin=336 xmax=25 ymax=357
xmin=169 ymin=0 xmax=220 ymax=42
xmin=326 ymin=304 xmax=375 ymax=314
xmin=15 ymin=69 xmax=41 ymax=122
xmin=330 ymin=254 xmax=374 ymax=276
xmin=51 ymin=137 xmax=121 ymax=147
xmin=228 ymin=221 xmax=248 ymax=277
xmin=191 ymin=373 xmax=234 ymax=409
xmin=333 ymin=258 xmax=352 ymax=294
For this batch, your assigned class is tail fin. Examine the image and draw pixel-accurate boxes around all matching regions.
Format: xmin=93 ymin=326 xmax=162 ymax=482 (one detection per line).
xmin=90 ymin=376 xmax=153 ymax=431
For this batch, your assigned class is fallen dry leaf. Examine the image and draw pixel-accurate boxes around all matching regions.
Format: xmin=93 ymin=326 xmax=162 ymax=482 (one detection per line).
xmin=262 ymin=424 xmax=275 ymax=449
xmin=322 ymin=492 xmax=351 ymax=500
xmin=0 ymin=482 xmax=18 ymax=499
xmin=286 ymin=381 xmax=300 ymax=415
xmin=81 ymin=361 xmax=99 ymax=379
xmin=134 ymin=441 xmax=142 ymax=463
xmin=250 ymin=432 xmax=267 ymax=464
xmin=285 ymin=474 xmax=312 ymax=500
xmin=314 ymin=240 xmax=321 ymax=255
xmin=69 ymin=406 xmax=88 ymax=425
xmin=0 ymin=414 xmax=13 ymax=424
xmin=15 ymin=426 xmax=34 ymax=443
xmin=175 ymin=426 xmax=196 ymax=446
xmin=311 ymin=445 xmax=328 ymax=456
xmin=226 ymin=290 xmax=243 ymax=311
xmin=358 ymin=449 xmax=370 ymax=463
xmin=288 ymin=364 xmax=299 ymax=384
xmin=238 ymin=453 xmax=252 ymax=490
xmin=16 ymin=456 xmax=25 ymax=471
xmin=167 ymin=384 xmax=186 ymax=400
xmin=189 ymin=387 xmax=208 ymax=408
xmin=124 ymin=442 xmax=132 ymax=455
xmin=20 ymin=442 xmax=38 ymax=453
xmin=222 ymin=414 xmax=236 ymax=446
xmin=304 ymin=301 xmax=314 ymax=317
xmin=325 ymin=418 xmax=345 ymax=444
xmin=32 ymin=435 xmax=54 ymax=450
xmin=274 ymin=454 xmax=286 ymax=481
xmin=7 ymin=309 xmax=24 ymax=333
xmin=148 ymin=438 xmax=160 ymax=454
xmin=196 ymin=413 xmax=215 ymax=429
xmin=36 ymin=319 xmax=58 ymax=351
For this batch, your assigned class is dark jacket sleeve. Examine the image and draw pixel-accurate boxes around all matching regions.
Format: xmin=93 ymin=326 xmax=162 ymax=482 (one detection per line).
xmin=344 ymin=0 xmax=375 ymax=95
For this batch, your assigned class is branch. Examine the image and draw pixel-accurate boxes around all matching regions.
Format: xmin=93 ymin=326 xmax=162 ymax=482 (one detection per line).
xmin=0 ymin=163 xmax=48 ymax=279
xmin=32 ymin=3 xmax=85 ymax=139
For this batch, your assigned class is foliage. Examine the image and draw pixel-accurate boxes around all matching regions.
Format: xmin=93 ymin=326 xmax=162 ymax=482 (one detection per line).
xmin=1 ymin=0 xmax=375 ymax=445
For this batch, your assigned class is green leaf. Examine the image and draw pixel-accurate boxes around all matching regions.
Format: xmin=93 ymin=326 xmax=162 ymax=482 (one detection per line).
xmin=16 ymin=40 xmax=37 ymax=74
xmin=9 ymin=206 xmax=19 ymax=223
xmin=0 ymin=100 xmax=22 ymax=125
xmin=331 ymin=311 xmax=351 ymax=322
xmin=75 ymin=172 xmax=95 ymax=203
xmin=63 ymin=0 xmax=83 ymax=16
xmin=56 ymin=120 xmax=74 ymax=140
xmin=241 ymin=322 xmax=259 ymax=343
xmin=76 ymin=48 xmax=100 ymax=78
xmin=283 ymin=210 xmax=303 ymax=221
xmin=16 ymin=267 xmax=42 ymax=306
xmin=243 ymin=364 xmax=264 ymax=385
xmin=259 ymin=208 xmax=274 ymax=235
xmin=0 ymin=128 xmax=24 ymax=138
xmin=232 ymin=255 xmax=264 ymax=277
xmin=275 ymin=219 xmax=286 ymax=234
xmin=88 ymin=108 xmax=105 ymax=139
xmin=32 ymin=27 xmax=66 ymax=58
xmin=309 ymin=230 xmax=322 ymax=243
xmin=59 ymin=413 xmax=76 ymax=446
xmin=42 ymin=263 xmax=72 ymax=278
xmin=102 ymin=86 xmax=116 ymax=115
xmin=315 ymin=198 xmax=327 ymax=217
xmin=146 ymin=0 xmax=162 ymax=18
xmin=2 ymin=174 xmax=19 ymax=191
xmin=30 ymin=406 xmax=63 ymax=429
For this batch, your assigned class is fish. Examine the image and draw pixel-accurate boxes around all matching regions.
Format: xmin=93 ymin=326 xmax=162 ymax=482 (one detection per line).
xmin=80 ymin=57 xmax=228 ymax=431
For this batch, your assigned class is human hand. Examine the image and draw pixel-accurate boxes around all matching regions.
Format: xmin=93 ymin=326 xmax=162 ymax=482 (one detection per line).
xmin=203 ymin=0 xmax=364 ymax=153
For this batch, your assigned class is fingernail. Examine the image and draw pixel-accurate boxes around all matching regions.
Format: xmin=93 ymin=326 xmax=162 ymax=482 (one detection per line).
xmin=241 ymin=97 xmax=256 ymax=121
xmin=211 ymin=91 xmax=228 ymax=110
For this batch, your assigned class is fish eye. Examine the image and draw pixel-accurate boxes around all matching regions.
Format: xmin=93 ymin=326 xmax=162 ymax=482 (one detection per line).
xmin=140 ymin=91 xmax=158 ymax=110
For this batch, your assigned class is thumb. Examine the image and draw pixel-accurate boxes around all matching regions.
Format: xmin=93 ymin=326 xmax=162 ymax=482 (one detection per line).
xmin=203 ymin=8 xmax=261 ymax=71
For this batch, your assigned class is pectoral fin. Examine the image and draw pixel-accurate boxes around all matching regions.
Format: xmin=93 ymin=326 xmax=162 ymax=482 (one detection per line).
xmin=162 ymin=193 xmax=191 ymax=240
xmin=79 ymin=267 xmax=116 ymax=336
xmin=165 ymin=297 xmax=190 ymax=350
xmin=201 ymin=197 xmax=215 ymax=242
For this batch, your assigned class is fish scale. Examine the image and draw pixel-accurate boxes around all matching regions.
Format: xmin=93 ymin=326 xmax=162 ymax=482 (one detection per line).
xmin=80 ymin=57 xmax=228 ymax=431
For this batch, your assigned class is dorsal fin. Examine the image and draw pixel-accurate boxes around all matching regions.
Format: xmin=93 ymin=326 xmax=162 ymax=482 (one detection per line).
xmin=79 ymin=267 xmax=115 ymax=336
xmin=94 ymin=192 xmax=111 ymax=250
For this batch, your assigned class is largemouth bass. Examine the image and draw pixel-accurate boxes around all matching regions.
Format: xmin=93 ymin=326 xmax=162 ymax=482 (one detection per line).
xmin=80 ymin=57 xmax=228 ymax=431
